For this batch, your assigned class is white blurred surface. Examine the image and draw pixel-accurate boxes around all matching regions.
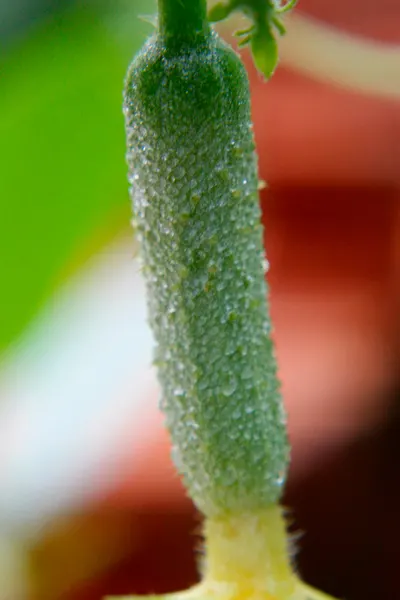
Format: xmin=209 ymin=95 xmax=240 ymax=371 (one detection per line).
xmin=0 ymin=237 xmax=157 ymax=540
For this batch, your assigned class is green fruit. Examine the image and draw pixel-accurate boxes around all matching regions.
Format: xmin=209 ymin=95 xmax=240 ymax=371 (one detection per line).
xmin=123 ymin=2 xmax=289 ymax=517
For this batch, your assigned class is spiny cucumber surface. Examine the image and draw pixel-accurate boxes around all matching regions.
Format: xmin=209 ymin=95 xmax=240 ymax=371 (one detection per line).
xmin=124 ymin=29 xmax=289 ymax=517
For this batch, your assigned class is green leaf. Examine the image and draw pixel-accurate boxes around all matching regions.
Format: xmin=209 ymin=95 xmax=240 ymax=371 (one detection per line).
xmin=208 ymin=0 xmax=296 ymax=79
xmin=251 ymin=26 xmax=279 ymax=79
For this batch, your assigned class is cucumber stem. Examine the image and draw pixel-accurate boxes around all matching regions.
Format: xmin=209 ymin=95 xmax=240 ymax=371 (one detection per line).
xmin=204 ymin=507 xmax=296 ymax=593
xmin=158 ymin=0 xmax=209 ymax=38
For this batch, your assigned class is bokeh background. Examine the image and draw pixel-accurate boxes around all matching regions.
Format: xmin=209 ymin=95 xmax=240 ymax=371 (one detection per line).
xmin=0 ymin=1 xmax=399 ymax=599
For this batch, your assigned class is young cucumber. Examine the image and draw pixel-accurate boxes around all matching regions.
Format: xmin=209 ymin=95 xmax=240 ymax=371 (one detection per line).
xmin=124 ymin=0 xmax=289 ymax=518
xmin=117 ymin=2 xmax=338 ymax=599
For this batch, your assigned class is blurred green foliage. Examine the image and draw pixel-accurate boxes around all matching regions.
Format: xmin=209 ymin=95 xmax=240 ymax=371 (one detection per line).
xmin=0 ymin=1 xmax=154 ymax=355
xmin=0 ymin=0 xmax=70 ymax=46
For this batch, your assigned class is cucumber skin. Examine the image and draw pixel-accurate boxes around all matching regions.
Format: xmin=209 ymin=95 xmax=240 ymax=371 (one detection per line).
xmin=124 ymin=30 xmax=289 ymax=517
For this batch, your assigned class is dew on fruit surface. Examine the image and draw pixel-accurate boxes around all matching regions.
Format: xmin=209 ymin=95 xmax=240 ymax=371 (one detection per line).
xmin=171 ymin=445 xmax=184 ymax=473
xmin=241 ymin=364 xmax=253 ymax=380
xmin=174 ymin=387 xmax=185 ymax=398
xmin=231 ymin=408 xmax=241 ymax=420
xmin=125 ymin=70 xmax=291 ymax=514
xmin=175 ymin=165 xmax=186 ymax=180
xmin=262 ymin=258 xmax=270 ymax=274
xmin=273 ymin=470 xmax=286 ymax=489
xmin=198 ymin=378 xmax=209 ymax=391
xmin=263 ymin=320 xmax=271 ymax=335
xmin=221 ymin=375 xmax=237 ymax=397
xmin=128 ymin=172 xmax=140 ymax=184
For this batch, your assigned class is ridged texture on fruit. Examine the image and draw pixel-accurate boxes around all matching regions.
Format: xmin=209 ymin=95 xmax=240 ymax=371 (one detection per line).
xmin=124 ymin=30 xmax=289 ymax=516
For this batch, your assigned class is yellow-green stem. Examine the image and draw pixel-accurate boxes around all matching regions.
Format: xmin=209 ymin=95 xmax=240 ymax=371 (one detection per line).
xmin=203 ymin=507 xmax=297 ymax=597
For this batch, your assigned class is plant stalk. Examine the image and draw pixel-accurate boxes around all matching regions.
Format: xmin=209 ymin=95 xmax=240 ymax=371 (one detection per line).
xmin=158 ymin=0 xmax=209 ymax=38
